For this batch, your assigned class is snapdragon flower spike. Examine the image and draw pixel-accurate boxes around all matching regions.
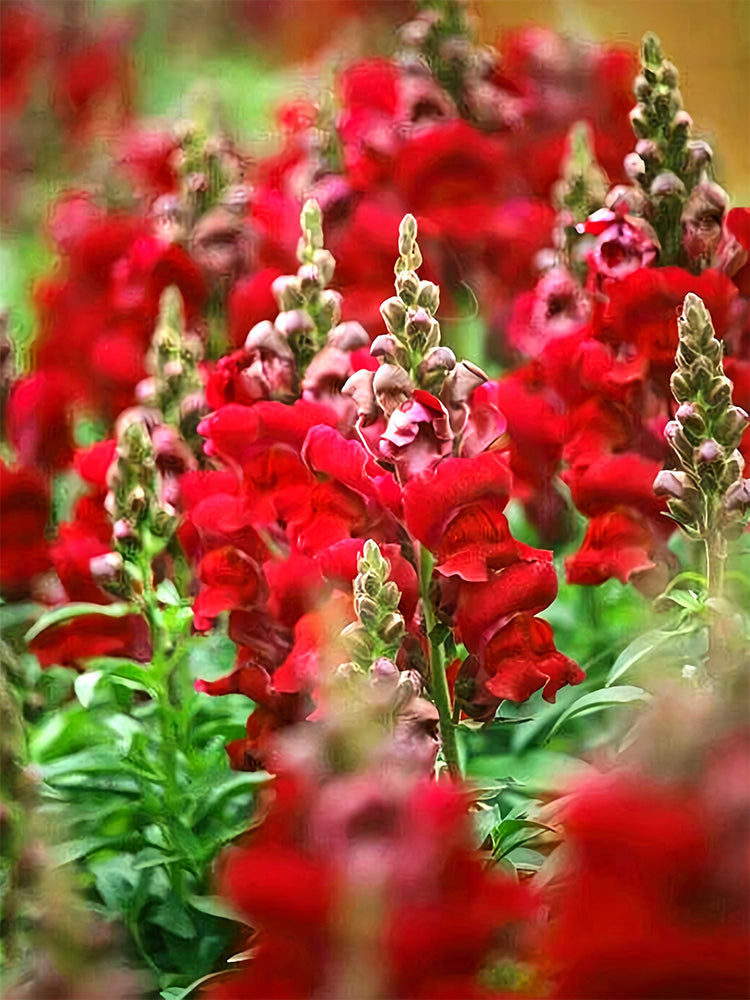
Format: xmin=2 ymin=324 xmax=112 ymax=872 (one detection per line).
xmin=140 ymin=286 xmax=208 ymax=450
xmin=624 ymin=33 xmax=727 ymax=266
xmin=344 ymin=213 xmax=503 ymax=482
xmin=243 ymin=199 xmax=369 ymax=393
xmin=552 ymin=122 xmax=609 ymax=271
xmin=341 ymin=539 xmax=406 ymax=672
xmin=105 ymin=408 xmax=178 ymax=577
xmin=656 ymin=293 xmax=750 ymax=543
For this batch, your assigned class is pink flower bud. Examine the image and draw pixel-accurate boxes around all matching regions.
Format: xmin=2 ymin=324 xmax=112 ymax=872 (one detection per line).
xmin=697 ymin=438 xmax=722 ymax=464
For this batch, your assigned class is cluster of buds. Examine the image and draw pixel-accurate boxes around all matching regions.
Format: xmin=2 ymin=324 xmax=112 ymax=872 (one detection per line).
xmin=104 ymin=409 xmax=180 ymax=583
xmin=249 ymin=200 xmax=369 ymax=386
xmin=623 ymin=34 xmax=727 ymax=266
xmin=398 ymin=0 xmax=520 ymax=130
xmin=341 ymin=541 xmax=406 ymax=672
xmin=552 ymin=122 xmax=609 ymax=269
xmin=138 ymin=287 xmax=208 ymax=451
xmin=655 ymin=293 xmax=749 ymax=542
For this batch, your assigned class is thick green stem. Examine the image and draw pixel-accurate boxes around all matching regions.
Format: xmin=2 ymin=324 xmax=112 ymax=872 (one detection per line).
xmin=419 ymin=545 xmax=462 ymax=780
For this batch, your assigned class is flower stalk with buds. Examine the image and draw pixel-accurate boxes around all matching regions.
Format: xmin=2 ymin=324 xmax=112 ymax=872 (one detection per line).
xmin=655 ymin=293 xmax=750 ymax=671
xmin=627 ymin=34 xmax=727 ymax=266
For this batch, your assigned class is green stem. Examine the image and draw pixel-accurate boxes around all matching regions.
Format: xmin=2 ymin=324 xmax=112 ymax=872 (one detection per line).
xmin=705 ymin=526 xmax=728 ymax=676
xmin=418 ymin=544 xmax=462 ymax=780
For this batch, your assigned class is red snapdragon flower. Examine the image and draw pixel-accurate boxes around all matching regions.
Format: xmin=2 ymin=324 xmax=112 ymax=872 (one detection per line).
xmin=542 ymin=729 xmax=750 ymax=999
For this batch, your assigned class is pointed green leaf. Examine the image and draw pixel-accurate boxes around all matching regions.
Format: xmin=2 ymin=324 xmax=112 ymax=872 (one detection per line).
xmin=545 ymin=685 xmax=650 ymax=742
xmin=74 ymin=670 xmax=103 ymax=708
xmin=26 ymin=602 xmax=136 ymax=643
xmin=606 ymin=628 xmax=689 ymax=686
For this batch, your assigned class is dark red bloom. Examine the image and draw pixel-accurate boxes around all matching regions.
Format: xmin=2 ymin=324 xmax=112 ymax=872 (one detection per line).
xmin=542 ymin=733 xmax=750 ymax=999
xmin=454 ymin=556 xmax=559 ymax=652
xmin=29 ymin=612 xmax=151 ymax=669
xmin=479 ymin=614 xmax=584 ymax=703
xmin=0 ymin=461 xmax=52 ymax=599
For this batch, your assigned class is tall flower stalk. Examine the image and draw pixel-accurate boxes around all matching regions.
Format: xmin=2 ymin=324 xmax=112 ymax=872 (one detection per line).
xmin=655 ymin=293 xmax=750 ymax=672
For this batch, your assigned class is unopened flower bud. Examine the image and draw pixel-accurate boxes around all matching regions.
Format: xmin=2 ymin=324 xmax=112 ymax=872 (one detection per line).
xmin=245 ymin=319 xmax=295 ymax=359
xmin=312 ymin=249 xmax=336 ymax=286
xmin=275 ymin=310 xmax=316 ymax=341
xmin=369 ymin=657 xmax=399 ymax=689
xmin=708 ymin=378 xmax=732 ymax=409
xmin=629 ymin=107 xmax=647 ymax=138
xmin=327 ymin=321 xmax=369 ymax=352
xmin=113 ymin=518 xmax=136 ymax=541
xmin=416 ymin=281 xmax=440 ymax=313
xmin=398 ymin=214 xmax=418 ymax=256
xmin=671 ymin=109 xmax=692 ymax=133
xmin=89 ymin=551 xmax=124 ymax=584
xmin=380 ymin=296 xmax=408 ymax=336
xmin=297 ymin=264 xmax=320 ymax=293
xmin=406 ymin=307 xmax=433 ymax=336
xmin=653 ymin=469 xmax=688 ymax=498
xmin=686 ymin=140 xmax=713 ymax=168
xmin=342 ymin=623 xmax=372 ymax=664
xmin=370 ymin=334 xmax=403 ymax=363
xmin=696 ymin=438 xmax=722 ymax=464
xmin=397 ymin=270 xmax=420 ymax=304
xmin=724 ymin=479 xmax=750 ymax=512
xmin=715 ymin=406 xmax=749 ymax=447
xmin=669 ymin=371 xmax=691 ymax=402
xmin=650 ymin=171 xmax=686 ymax=198
xmin=355 ymin=594 xmax=380 ymax=629
xmin=623 ymin=153 xmax=646 ymax=180
xmin=381 ymin=612 xmax=405 ymax=645
xmin=318 ymin=289 xmax=343 ymax=329
xmin=271 ymin=275 xmax=305 ymax=311
xmin=380 ymin=581 xmax=401 ymax=612
xmin=633 ymin=75 xmax=651 ymax=100
xmin=635 ymin=139 xmax=662 ymax=163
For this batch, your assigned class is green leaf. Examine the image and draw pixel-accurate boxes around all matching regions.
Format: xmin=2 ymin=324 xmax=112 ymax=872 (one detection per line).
xmin=545 ymin=685 xmax=650 ymax=742
xmin=0 ymin=601 xmax=45 ymax=631
xmin=91 ymin=855 xmax=146 ymax=914
xmin=74 ymin=670 xmax=103 ymax=708
xmin=473 ymin=805 xmax=501 ymax=848
xmin=26 ymin=602 xmax=136 ymax=643
xmin=53 ymin=836 xmax=117 ymax=866
xmin=661 ymin=590 xmax=704 ymax=612
xmin=151 ymin=898 xmax=197 ymax=940
xmin=188 ymin=894 xmax=243 ymax=923
xmin=606 ymin=629 xmax=677 ymax=686
xmin=504 ymin=847 xmax=545 ymax=873
xmin=466 ymin=750 xmax=597 ymax=795
xmin=156 ymin=580 xmax=181 ymax=606
xmin=39 ymin=747 xmax=127 ymax=779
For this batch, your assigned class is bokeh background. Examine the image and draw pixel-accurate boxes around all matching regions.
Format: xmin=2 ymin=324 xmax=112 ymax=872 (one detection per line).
xmin=2 ymin=0 xmax=749 ymax=349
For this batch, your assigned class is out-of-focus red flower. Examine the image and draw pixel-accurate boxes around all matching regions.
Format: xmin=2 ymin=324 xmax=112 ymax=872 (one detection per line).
xmin=0 ymin=2 xmax=48 ymax=114
xmin=542 ymin=732 xmax=750 ymax=999
xmin=0 ymin=460 xmax=52 ymax=599
xmin=5 ymin=370 xmax=82 ymax=473
xmin=209 ymin=766 xmax=537 ymax=1000
xmin=29 ymin=612 xmax=151 ymax=669
xmin=596 ymin=266 xmax=738 ymax=368
xmin=565 ymin=508 xmax=665 ymax=587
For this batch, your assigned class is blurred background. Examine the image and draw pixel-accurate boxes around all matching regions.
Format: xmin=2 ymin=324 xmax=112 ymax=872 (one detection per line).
xmin=2 ymin=0 xmax=748 ymax=348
